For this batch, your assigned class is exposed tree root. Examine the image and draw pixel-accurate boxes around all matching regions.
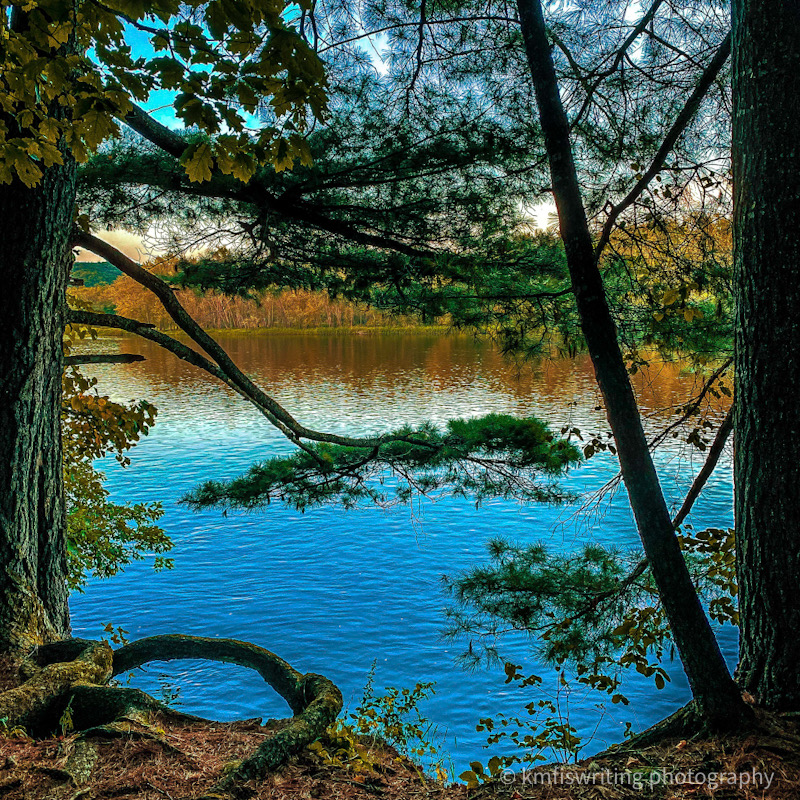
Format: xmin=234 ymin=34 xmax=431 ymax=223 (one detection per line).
xmin=0 ymin=634 xmax=343 ymax=798
xmin=597 ymin=702 xmax=706 ymax=755
xmin=113 ymin=635 xmax=314 ymax=714
xmin=112 ymin=635 xmax=344 ymax=797
xmin=599 ymin=698 xmax=800 ymax=760
xmin=0 ymin=641 xmax=112 ymax=734
xmin=61 ymin=739 xmax=100 ymax=786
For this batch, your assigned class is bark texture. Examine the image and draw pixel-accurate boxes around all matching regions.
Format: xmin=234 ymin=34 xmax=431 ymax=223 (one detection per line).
xmin=0 ymin=641 xmax=112 ymax=733
xmin=733 ymin=0 xmax=800 ymax=709
xmin=0 ymin=160 xmax=78 ymax=652
xmin=516 ymin=0 xmax=748 ymax=726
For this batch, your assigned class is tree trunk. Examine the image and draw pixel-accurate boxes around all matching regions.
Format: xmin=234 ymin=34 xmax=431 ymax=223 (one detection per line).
xmin=516 ymin=0 xmax=749 ymax=727
xmin=733 ymin=0 xmax=800 ymax=709
xmin=0 ymin=160 xmax=78 ymax=653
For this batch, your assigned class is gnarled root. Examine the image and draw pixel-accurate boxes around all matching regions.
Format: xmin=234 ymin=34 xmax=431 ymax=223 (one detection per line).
xmin=599 ymin=697 xmax=772 ymax=756
xmin=0 ymin=634 xmax=343 ymax=798
xmin=112 ymin=634 xmax=344 ymax=795
xmin=0 ymin=640 xmax=112 ymax=734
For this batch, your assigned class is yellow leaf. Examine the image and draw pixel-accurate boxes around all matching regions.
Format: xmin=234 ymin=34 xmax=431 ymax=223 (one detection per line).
xmin=662 ymin=288 xmax=678 ymax=306
xmin=76 ymin=109 xmax=119 ymax=151
xmin=13 ymin=155 xmax=43 ymax=187
xmin=181 ymin=141 xmax=214 ymax=183
xmin=230 ymin=150 xmax=257 ymax=182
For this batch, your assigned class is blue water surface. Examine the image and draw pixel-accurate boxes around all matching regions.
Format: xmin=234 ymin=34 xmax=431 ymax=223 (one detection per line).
xmin=69 ymin=332 xmax=737 ymax=772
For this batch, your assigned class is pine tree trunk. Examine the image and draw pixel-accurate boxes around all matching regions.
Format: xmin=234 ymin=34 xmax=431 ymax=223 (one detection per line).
xmin=516 ymin=0 xmax=749 ymax=727
xmin=733 ymin=0 xmax=800 ymax=709
xmin=0 ymin=160 xmax=78 ymax=653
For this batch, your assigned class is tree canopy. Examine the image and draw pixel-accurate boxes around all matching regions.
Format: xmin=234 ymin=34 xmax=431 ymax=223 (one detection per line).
xmin=0 ymin=0 xmax=328 ymax=185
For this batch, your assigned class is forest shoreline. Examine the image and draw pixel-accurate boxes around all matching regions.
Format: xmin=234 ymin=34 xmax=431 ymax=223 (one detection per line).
xmin=87 ymin=323 xmax=454 ymax=338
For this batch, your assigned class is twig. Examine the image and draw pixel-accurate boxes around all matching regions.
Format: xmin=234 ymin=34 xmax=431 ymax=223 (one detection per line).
xmin=594 ymin=33 xmax=731 ymax=261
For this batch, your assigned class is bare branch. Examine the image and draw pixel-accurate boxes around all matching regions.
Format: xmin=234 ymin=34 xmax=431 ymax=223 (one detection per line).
xmin=67 ymin=310 xmax=236 ymax=383
xmin=672 ymin=407 xmax=733 ymax=529
xmin=648 ymin=357 xmax=732 ymax=449
xmin=69 ymin=231 xmax=438 ymax=453
xmin=570 ymin=0 xmax=666 ymax=126
xmin=408 ymin=0 xmax=427 ymax=95
xmin=595 ymin=407 xmax=735 ymax=606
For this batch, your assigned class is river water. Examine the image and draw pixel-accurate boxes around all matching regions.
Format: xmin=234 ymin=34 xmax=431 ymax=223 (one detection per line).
xmin=69 ymin=331 xmax=736 ymax=771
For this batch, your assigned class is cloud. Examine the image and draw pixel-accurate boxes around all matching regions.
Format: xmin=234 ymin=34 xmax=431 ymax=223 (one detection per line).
xmin=74 ymin=230 xmax=159 ymax=263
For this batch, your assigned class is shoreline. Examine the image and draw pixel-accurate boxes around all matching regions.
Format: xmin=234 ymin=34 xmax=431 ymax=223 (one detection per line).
xmin=88 ymin=323 xmax=455 ymax=338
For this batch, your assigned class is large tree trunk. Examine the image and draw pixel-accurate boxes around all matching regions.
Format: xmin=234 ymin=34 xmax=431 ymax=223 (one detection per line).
xmin=0 ymin=160 xmax=77 ymax=652
xmin=516 ymin=0 xmax=749 ymax=727
xmin=733 ymin=0 xmax=800 ymax=709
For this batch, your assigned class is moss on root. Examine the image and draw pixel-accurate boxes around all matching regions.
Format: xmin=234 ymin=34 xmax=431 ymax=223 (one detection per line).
xmin=0 ymin=634 xmax=343 ymax=798
xmin=0 ymin=641 xmax=112 ymax=734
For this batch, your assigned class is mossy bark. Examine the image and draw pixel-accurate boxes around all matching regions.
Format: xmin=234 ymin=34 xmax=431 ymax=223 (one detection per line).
xmin=0 ymin=158 xmax=77 ymax=653
xmin=113 ymin=635 xmax=344 ymax=792
xmin=733 ymin=0 xmax=800 ymax=711
xmin=0 ymin=641 xmax=112 ymax=733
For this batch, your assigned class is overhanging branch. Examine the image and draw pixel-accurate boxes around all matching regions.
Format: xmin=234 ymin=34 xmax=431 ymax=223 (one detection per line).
xmin=69 ymin=230 xmax=438 ymax=453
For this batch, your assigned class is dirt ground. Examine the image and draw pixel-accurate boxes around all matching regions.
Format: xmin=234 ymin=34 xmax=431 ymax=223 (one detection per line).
xmin=2 ymin=707 xmax=800 ymax=800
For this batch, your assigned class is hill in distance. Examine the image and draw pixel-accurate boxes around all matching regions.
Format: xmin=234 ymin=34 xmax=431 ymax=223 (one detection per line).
xmin=72 ymin=261 xmax=121 ymax=287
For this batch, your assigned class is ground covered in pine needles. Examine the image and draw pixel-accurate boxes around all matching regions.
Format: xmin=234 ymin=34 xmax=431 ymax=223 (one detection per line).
xmin=2 ymin=707 xmax=800 ymax=800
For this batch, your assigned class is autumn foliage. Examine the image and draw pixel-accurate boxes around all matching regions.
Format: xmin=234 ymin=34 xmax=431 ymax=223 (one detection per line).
xmin=73 ymin=258 xmax=411 ymax=331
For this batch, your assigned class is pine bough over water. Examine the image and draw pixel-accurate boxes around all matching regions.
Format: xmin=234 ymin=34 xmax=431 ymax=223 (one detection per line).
xmin=183 ymin=413 xmax=582 ymax=511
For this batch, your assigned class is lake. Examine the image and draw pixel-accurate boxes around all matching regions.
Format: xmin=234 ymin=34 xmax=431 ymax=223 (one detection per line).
xmin=69 ymin=331 xmax=736 ymax=773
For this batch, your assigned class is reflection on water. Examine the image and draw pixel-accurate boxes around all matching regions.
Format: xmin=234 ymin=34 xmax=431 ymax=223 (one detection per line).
xmin=70 ymin=332 xmax=735 ymax=769
xmin=82 ymin=331 xmax=726 ymax=416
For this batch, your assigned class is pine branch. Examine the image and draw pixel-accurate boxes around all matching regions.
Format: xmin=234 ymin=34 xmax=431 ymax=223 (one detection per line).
xmin=121 ymin=105 xmax=440 ymax=259
xmin=185 ymin=415 xmax=581 ymax=511
xmin=68 ymin=231 xmax=577 ymax=511
xmin=594 ymin=33 xmax=731 ymax=260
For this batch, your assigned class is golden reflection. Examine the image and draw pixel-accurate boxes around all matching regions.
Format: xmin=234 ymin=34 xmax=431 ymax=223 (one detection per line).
xmin=76 ymin=332 xmax=729 ymax=428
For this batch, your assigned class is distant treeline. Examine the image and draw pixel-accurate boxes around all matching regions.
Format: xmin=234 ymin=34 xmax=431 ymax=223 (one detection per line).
xmin=70 ymin=262 xmax=415 ymax=331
